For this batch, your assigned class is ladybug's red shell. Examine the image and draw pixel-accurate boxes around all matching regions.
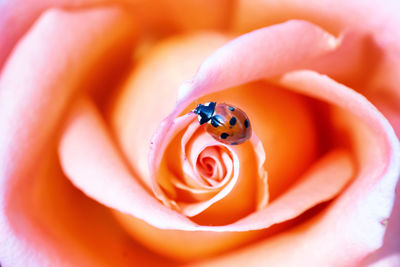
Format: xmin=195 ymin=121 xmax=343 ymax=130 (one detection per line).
xmin=194 ymin=102 xmax=251 ymax=145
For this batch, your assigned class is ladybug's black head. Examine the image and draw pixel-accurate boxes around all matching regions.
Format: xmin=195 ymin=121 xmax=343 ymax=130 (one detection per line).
xmin=193 ymin=102 xmax=216 ymax=125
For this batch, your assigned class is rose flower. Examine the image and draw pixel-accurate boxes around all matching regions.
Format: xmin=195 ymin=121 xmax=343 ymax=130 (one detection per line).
xmin=1 ymin=0 xmax=400 ymax=266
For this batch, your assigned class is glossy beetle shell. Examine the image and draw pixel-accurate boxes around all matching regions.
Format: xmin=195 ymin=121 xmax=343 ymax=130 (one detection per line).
xmin=193 ymin=102 xmax=251 ymax=145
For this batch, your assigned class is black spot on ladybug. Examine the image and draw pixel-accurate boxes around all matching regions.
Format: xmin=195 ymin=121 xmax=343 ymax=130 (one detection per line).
xmin=230 ymin=142 xmax=238 ymax=145
xmin=228 ymin=106 xmax=235 ymax=111
xmin=244 ymin=119 xmax=250 ymax=128
xmin=229 ymin=117 xmax=237 ymax=126
xmin=220 ymin=133 xmax=229 ymax=139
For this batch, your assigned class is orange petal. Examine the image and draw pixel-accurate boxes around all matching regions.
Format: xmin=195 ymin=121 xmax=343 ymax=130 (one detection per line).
xmin=158 ymin=0 xmax=233 ymax=32
xmin=233 ymin=0 xmax=400 ymax=37
xmin=9 ymin=149 xmax=176 ymax=266
xmin=175 ymin=20 xmax=338 ymax=103
xmin=153 ymin=114 xmax=267 ymax=222
xmin=0 ymin=6 xmax=136 ymax=266
xmin=152 ymin=21 xmax=336 ymax=176
xmin=191 ymin=71 xmax=400 ymax=266
xmin=62 ymin=94 xmax=357 ymax=233
xmin=113 ymin=211 xmax=262 ymax=262
xmin=109 ymin=33 xmax=229 ymax=189
xmin=219 ymin=148 xmax=354 ymax=230
xmin=182 ymin=82 xmax=318 ymax=201
xmin=233 ymin=0 xmax=400 ymax=102
xmin=59 ymin=98 xmax=196 ymax=229
xmin=0 ymin=0 xmax=232 ymax=72
xmin=112 ymin=148 xmax=353 ymax=261
xmin=0 ymin=0 xmax=117 ymax=71
xmin=276 ymin=71 xmax=400 ymax=263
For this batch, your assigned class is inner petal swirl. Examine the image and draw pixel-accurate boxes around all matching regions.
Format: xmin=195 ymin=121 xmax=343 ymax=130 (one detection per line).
xmin=152 ymin=114 xmax=268 ymax=224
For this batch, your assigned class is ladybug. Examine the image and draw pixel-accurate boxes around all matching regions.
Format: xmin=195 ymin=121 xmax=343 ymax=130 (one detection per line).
xmin=193 ymin=102 xmax=251 ymax=145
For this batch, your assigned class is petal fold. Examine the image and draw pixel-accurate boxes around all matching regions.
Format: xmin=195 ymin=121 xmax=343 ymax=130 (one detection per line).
xmin=193 ymin=71 xmax=400 ymax=265
xmin=0 ymin=6 xmax=136 ymax=266
xmin=59 ymin=98 xmax=196 ymax=229
xmin=176 ymin=20 xmax=338 ymax=103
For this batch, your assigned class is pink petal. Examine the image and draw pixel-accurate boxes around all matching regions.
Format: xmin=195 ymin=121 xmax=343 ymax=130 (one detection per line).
xmin=233 ymin=0 xmax=400 ymax=34
xmin=178 ymin=143 xmax=240 ymax=217
xmin=111 ymin=147 xmax=353 ymax=261
xmin=0 ymin=0 xmax=232 ymax=72
xmin=176 ymin=20 xmax=338 ymax=103
xmin=6 ymin=148 xmax=177 ymax=266
xmin=0 ymin=6 xmax=136 ymax=266
xmin=54 ymin=20 xmax=387 ymax=262
xmin=366 ymin=254 xmax=400 ymax=267
xmin=109 ymin=33 xmax=229 ymax=189
xmin=111 ymin=24 xmax=319 ymax=208
xmin=234 ymin=2 xmax=400 ymax=262
xmin=233 ymin=0 xmax=400 ymax=103
xmin=60 ymin=91 xmax=355 ymax=233
xmin=152 ymin=20 xmax=334 ymax=202
xmin=192 ymin=71 xmax=400 ymax=266
xmin=180 ymin=123 xmax=235 ymax=190
xmin=0 ymin=0 xmax=104 ymax=71
xmin=366 ymin=99 xmax=400 ymax=264
xmin=152 ymin=115 xmax=267 ymax=219
xmin=112 ymin=210 xmax=263 ymax=262
xmin=206 ymin=148 xmax=354 ymax=231
xmin=139 ymin=14 xmax=398 ymax=260
xmin=152 ymin=21 xmax=334 ymax=171
xmin=59 ymin=98 xmax=196 ymax=229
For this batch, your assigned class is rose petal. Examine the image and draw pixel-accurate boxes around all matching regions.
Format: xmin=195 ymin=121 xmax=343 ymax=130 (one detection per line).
xmin=179 ymin=141 xmax=240 ymax=217
xmin=159 ymin=0 xmax=232 ymax=31
xmin=219 ymin=148 xmax=354 ymax=229
xmin=0 ymin=0 xmax=233 ymax=71
xmin=155 ymin=115 xmax=266 ymax=220
xmin=233 ymin=0 xmax=400 ymax=34
xmin=366 ymin=253 xmax=400 ymax=267
xmin=182 ymin=124 xmax=235 ymax=190
xmin=0 ymin=0 xmax=106 ymax=71
xmin=192 ymin=71 xmax=400 ymax=266
xmin=112 ymin=147 xmax=353 ymax=261
xmin=112 ymin=24 xmax=319 ymax=212
xmin=0 ymin=6 xmax=135 ymax=265
xmin=113 ymin=211 xmax=262 ymax=262
xmin=152 ymin=21 xmax=335 ymax=183
xmin=362 ymin=180 xmax=400 ymax=266
xmin=152 ymin=21 xmax=334 ymax=204
xmin=109 ymin=33 xmax=229 ymax=189
xmin=364 ymin=99 xmax=400 ymax=264
xmin=176 ymin=20 xmax=338 ymax=102
xmin=61 ymin=95 xmax=356 ymax=232
xmin=114 ymin=18 xmax=396 ymax=234
xmin=181 ymin=82 xmax=318 ymax=201
xmin=187 ymin=134 xmax=267 ymax=225
xmin=59 ymin=98 xmax=196 ymax=229
xmin=274 ymin=70 xmax=400 ymax=264
xmin=233 ymin=0 xmax=400 ymax=102
xmin=11 ymin=149 xmax=175 ymax=266
xmin=150 ymin=113 xmax=268 ymax=225
xmin=217 ymin=3 xmax=400 ymax=157
xmin=145 ymin=21 xmax=356 ymax=231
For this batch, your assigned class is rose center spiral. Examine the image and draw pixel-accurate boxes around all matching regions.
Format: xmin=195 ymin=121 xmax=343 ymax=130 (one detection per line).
xmin=195 ymin=146 xmax=229 ymax=186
